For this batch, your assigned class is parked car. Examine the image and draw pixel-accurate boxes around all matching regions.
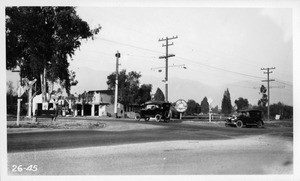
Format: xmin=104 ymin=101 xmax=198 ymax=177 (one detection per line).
xmin=225 ymin=109 xmax=264 ymax=128
xmin=136 ymin=101 xmax=172 ymax=122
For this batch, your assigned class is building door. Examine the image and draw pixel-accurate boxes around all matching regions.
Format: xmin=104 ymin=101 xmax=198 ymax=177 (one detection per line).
xmin=37 ymin=103 xmax=42 ymax=110
xmin=77 ymin=104 xmax=82 ymax=116
xmin=84 ymin=105 xmax=92 ymax=116
xmin=95 ymin=105 xmax=99 ymax=116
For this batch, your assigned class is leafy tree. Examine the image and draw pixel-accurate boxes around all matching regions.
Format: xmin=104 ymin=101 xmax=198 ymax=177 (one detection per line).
xmin=195 ymin=103 xmax=201 ymax=114
xmin=221 ymin=88 xmax=232 ymax=114
xmin=186 ymin=99 xmax=199 ymax=115
xmin=6 ymin=7 xmax=100 ymax=96
xmin=200 ymin=97 xmax=209 ymax=114
xmin=154 ymin=88 xmax=165 ymax=101
xmin=269 ymin=102 xmax=293 ymax=119
xmin=211 ymin=105 xmax=219 ymax=114
xmin=234 ymin=97 xmax=249 ymax=111
xmin=107 ymin=69 xmax=144 ymax=107
xmin=258 ymin=85 xmax=268 ymax=107
xmin=137 ymin=84 xmax=152 ymax=104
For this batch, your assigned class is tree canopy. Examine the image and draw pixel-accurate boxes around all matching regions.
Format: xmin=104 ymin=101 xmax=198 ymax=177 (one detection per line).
xmin=137 ymin=84 xmax=152 ymax=104
xmin=6 ymin=6 xmax=100 ymax=95
xmin=221 ymin=88 xmax=232 ymax=114
xmin=200 ymin=97 xmax=209 ymax=114
xmin=186 ymin=99 xmax=201 ymax=115
xmin=106 ymin=69 xmax=152 ymax=106
xmin=234 ymin=97 xmax=249 ymax=111
xmin=269 ymin=102 xmax=293 ymax=119
xmin=153 ymin=88 xmax=165 ymax=101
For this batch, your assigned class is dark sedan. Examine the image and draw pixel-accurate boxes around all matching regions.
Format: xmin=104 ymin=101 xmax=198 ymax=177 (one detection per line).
xmin=136 ymin=101 xmax=172 ymax=122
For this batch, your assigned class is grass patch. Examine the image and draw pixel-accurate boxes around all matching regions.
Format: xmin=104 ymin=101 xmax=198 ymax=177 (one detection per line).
xmin=7 ymin=120 xmax=105 ymax=130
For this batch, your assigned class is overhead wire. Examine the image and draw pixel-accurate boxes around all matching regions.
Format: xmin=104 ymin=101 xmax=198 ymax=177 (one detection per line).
xmin=84 ymin=37 xmax=292 ymax=86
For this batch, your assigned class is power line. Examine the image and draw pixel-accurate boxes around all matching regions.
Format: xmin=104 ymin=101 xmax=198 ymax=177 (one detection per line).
xmin=175 ymin=56 xmax=265 ymax=80
xmin=99 ymin=37 xmax=163 ymax=55
xmin=89 ymin=37 xmax=292 ymax=85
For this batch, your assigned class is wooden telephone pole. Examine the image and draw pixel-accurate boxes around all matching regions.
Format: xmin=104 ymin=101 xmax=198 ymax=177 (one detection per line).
xmin=159 ymin=36 xmax=178 ymax=102
xmin=261 ymin=67 xmax=275 ymax=121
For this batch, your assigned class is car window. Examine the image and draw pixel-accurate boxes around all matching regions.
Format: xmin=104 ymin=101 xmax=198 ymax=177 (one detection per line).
xmin=246 ymin=112 xmax=250 ymax=117
xmin=146 ymin=104 xmax=158 ymax=109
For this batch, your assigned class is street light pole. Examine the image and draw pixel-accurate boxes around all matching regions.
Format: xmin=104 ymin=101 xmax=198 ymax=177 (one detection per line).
xmin=114 ymin=51 xmax=121 ymax=118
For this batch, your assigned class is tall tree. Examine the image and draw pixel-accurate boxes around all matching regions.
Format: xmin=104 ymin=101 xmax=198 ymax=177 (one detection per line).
xmin=234 ymin=97 xmax=249 ymax=111
xmin=154 ymin=88 xmax=165 ymax=101
xmin=200 ymin=97 xmax=209 ymax=114
xmin=137 ymin=84 xmax=152 ymax=104
xmin=106 ymin=69 xmax=142 ymax=107
xmin=186 ymin=99 xmax=198 ymax=115
xmin=195 ymin=103 xmax=201 ymax=114
xmin=6 ymin=7 xmax=100 ymax=96
xmin=221 ymin=88 xmax=232 ymax=114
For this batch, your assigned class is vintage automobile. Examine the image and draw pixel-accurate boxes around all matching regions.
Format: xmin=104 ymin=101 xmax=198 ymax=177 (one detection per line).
xmin=136 ymin=101 xmax=172 ymax=122
xmin=225 ymin=109 xmax=264 ymax=128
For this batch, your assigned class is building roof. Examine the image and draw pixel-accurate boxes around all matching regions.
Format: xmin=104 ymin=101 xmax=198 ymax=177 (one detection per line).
xmin=87 ymin=90 xmax=114 ymax=95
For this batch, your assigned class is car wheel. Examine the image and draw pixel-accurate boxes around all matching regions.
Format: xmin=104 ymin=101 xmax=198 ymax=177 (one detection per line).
xmin=257 ymin=120 xmax=263 ymax=128
xmin=135 ymin=113 xmax=141 ymax=121
xmin=144 ymin=117 xmax=150 ymax=122
xmin=236 ymin=120 xmax=243 ymax=128
xmin=164 ymin=110 xmax=172 ymax=122
xmin=155 ymin=114 xmax=161 ymax=122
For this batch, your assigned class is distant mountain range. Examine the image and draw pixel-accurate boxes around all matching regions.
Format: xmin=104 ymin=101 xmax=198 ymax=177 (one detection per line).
xmin=6 ymin=67 xmax=293 ymax=107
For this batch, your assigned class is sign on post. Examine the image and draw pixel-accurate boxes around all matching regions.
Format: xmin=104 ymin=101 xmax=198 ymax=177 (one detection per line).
xmin=175 ymin=99 xmax=187 ymax=120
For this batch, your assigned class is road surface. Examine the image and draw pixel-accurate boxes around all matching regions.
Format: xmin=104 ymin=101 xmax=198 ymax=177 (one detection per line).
xmin=7 ymin=118 xmax=293 ymax=175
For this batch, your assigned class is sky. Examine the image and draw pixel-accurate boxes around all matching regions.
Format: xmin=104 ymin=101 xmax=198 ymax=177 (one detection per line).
xmin=70 ymin=7 xmax=293 ymax=84
xmin=5 ymin=4 xmax=295 ymax=106
xmin=68 ymin=7 xmax=293 ymax=99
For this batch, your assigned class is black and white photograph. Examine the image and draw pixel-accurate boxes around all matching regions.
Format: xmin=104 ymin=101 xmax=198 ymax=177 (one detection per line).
xmin=1 ymin=0 xmax=299 ymax=181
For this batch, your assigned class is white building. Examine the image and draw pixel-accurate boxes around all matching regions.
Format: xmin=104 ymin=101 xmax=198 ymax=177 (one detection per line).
xmin=74 ymin=90 xmax=125 ymax=117
xmin=32 ymin=90 xmax=124 ymax=117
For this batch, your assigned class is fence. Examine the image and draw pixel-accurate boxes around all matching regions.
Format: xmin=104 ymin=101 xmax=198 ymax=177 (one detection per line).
xmin=181 ymin=114 xmax=228 ymax=121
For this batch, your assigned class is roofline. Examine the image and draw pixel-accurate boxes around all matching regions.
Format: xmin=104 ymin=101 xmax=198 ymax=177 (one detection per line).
xmin=87 ymin=90 xmax=113 ymax=94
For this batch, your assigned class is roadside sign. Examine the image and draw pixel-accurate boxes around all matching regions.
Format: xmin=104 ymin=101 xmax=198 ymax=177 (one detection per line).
xmin=175 ymin=99 xmax=187 ymax=113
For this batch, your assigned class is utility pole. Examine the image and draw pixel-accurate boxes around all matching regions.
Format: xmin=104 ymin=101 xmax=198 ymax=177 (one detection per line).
xmin=261 ymin=67 xmax=275 ymax=121
xmin=159 ymin=35 xmax=178 ymax=102
xmin=114 ymin=51 xmax=121 ymax=118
